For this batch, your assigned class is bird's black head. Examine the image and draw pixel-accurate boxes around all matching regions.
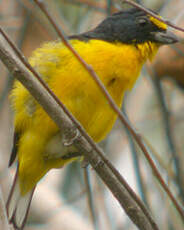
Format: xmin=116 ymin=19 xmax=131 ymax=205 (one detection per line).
xmin=70 ymin=8 xmax=178 ymax=45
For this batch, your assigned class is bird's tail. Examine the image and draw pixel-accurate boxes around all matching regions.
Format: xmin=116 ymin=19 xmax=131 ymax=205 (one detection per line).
xmin=6 ymin=168 xmax=35 ymax=230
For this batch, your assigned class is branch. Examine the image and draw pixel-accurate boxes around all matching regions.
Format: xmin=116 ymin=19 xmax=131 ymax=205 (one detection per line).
xmin=0 ymin=29 xmax=158 ymax=230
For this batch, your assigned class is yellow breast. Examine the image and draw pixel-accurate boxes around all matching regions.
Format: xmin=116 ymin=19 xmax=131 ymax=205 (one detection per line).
xmin=12 ymin=39 xmax=158 ymax=142
xmin=11 ymin=39 xmax=160 ymax=194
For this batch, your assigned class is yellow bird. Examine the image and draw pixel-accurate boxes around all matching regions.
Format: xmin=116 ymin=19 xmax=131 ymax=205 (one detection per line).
xmin=7 ymin=7 xmax=178 ymax=230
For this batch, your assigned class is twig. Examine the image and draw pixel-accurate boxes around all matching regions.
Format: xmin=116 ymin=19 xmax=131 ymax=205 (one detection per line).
xmin=83 ymin=168 xmax=99 ymax=230
xmin=123 ymin=107 xmax=149 ymax=206
xmin=151 ymin=77 xmax=184 ymax=203
xmin=0 ymin=28 xmax=159 ymax=230
xmin=32 ymin=0 xmax=184 ymax=221
xmin=142 ymin=136 xmax=174 ymax=179
xmin=0 ymin=186 xmax=10 ymax=230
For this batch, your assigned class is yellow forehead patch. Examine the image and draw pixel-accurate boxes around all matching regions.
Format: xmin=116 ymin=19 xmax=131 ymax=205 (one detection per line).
xmin=149 ymin=16 xmax=167 ymax=30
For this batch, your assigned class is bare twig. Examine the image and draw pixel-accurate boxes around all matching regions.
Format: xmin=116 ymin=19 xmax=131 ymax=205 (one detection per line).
xmin=123 ymin=107 xmax=149 ymax=206
xmin=83 ymin=168 xmax=99 ymax=230
xmin=0 ymin=28 xmax=159 ymax=230
xmin=32 ymin=0 xmax=184 ymax=221
xmin=152 ymin=77 xmax=184 ymax=203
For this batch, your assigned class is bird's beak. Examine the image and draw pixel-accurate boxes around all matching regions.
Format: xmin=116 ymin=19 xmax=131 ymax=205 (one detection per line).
xmin=151 ymin=30 xmax=179 ymax=44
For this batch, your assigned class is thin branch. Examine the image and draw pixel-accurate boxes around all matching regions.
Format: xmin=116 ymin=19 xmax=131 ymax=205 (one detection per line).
xmin=123 ymin=107 xmax=149 ymax=207
xmin=83 ymin=168 xmax=99 ymax=230
xmin=142 ymin=136 xmax=174 ymax=180
xmin=0 ymin=29 xmax=158 ymax=230
xmin=151 ymin=77 xmax=184 ymax=203
xmin=32 ymin=0 xmax=184 ymax=221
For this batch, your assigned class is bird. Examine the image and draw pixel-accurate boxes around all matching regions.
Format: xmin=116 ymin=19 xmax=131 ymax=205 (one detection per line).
xmin=6 ymin=7 xmax=178 ymax=230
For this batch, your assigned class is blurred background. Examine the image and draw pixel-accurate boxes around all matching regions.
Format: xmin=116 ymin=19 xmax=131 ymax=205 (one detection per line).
xmin=0 ymin=0 xmax=184 ymax=229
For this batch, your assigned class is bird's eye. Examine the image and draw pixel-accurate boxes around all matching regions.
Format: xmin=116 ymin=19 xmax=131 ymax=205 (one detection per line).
xmin=138 ymin=18 xmax=148 ymax=26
